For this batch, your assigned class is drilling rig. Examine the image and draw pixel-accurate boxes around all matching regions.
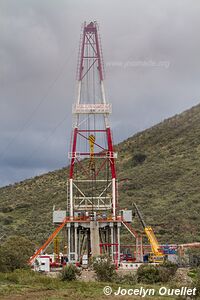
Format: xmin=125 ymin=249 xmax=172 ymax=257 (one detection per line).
xmin=29 ymin=22 xmax=170 ymax=271
xmin=66 ymin=21 xmax=120 ymax=265
xmin=29 ymin=22 xmax=126 ymax=269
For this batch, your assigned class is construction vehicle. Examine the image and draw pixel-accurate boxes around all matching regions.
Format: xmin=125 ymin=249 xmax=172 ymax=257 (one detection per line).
xmin=133 ymin=203 xmax=165 ymax=263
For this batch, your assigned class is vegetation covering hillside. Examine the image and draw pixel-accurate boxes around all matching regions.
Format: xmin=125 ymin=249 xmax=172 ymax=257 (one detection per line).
xmin=0 ymin=104 xmax=200 ymax=247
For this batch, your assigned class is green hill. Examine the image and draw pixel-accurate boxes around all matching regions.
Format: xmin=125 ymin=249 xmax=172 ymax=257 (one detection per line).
xmin=1 ymin=104 xmax=200 ymax=246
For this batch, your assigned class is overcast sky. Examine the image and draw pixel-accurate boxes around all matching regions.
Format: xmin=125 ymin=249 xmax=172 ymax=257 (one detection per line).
xmin=1 ymin=0 xmax=200 ymax=187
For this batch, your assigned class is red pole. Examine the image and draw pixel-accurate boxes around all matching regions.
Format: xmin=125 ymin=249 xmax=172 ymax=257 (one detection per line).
xmin=69 ymin=128 xmax=78 ymax=178
xmin=106 ymin=127 xmax=116 ymax=178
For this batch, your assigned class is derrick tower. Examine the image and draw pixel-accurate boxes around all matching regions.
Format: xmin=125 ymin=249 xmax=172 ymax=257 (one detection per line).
xmin=29 ymin=22 xmax=147 ymax=269
xmin=67 ymin=21 xmax=120 ymax=264
xmin=69 ymin=21 xmax=117 ymax=217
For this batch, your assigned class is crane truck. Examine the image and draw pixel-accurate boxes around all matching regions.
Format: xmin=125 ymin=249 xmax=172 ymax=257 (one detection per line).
xmin=133 ymin=202 xmax=165 ymax=263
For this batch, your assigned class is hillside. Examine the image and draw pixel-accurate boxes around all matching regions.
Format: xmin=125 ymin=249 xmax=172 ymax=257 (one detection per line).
xmin=1 ymin=104 xmax=200 ymax=246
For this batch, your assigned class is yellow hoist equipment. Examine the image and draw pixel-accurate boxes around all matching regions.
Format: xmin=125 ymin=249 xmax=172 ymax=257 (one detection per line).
xmin=54 ymin=236 xmax=60 ymax=263
xmin=89 ymin=135 xmax=95 ymax=171
xmin=144 ymin=227 xmax=165 ymax=263
xmin=133 ymin=202 xmax=165 ymax=263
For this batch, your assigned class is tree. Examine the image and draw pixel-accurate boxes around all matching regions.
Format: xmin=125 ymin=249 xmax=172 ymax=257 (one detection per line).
xmin=92 ymin=256 xmax=116 ymax=282
xmin=132 ymin=153 xmax=147 ymax=166
xmin=61 ymin=264 xmax=81 ymax=281
xmin=0 ymin=235 xmax=35 ymax=272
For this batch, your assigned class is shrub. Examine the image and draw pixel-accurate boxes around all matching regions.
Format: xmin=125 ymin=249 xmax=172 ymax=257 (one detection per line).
xmin=0 ymin=206 xmax=14 ymax=213
xmin=3 ymin=215 xmax=13 ymax=225
xmin=188 ymin=249 xmax=200 ymax=267
xmin=92 ymin=256 xmax=116 ymax=282
xmin=61 ymin=264 xmax=81 ymax=281
xmin=157 ymin=261 xmax=178 ymax=283
xmin=0 ymin=235 xmax=35 ymax=272
xmin=132 ymin=153 xmax=147 ymax=166
xmin=137 ymin=262 xmax=178 ymax=284
xmin=191 ymin=268 xmax=200 ymax=299
xmin=137 ymin=264 xmax=160 ymax=284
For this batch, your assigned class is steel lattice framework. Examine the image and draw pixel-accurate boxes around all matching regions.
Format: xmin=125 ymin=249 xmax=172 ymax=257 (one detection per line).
xmin=29 ymin=22 xmax=144 ymax=268
xmin=68 ymin=21 xmax=117 ymax=219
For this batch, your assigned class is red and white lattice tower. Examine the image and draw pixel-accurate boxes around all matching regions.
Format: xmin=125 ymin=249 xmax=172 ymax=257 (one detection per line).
xmin=29 ymin=22 xmax=142 ymax=268
xmin=67 ymin=21 xmax=120 ymax=264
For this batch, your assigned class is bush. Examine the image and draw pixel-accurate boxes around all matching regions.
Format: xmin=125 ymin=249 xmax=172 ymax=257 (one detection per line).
xmin=191 ymin=268 xmax=200 ymax=299
xmin=188 ymin=249 xmax=200 ymax=267
xmin=61 ymin=264 xmax=81 ymax=281
xmin=137 ymin=264 xmax=160 ymax=284
xmin=0 ymin=236 xmax=35 ymax=272
xmin=132 ymin=153 xmax=147 ymax=166
xmin=92 ymin=256 xmax=116 ymax=282
xmin=137 ymin=262 xmax=178 ymax=284
xmin=157 ymin=261 xmax=178 ymax=283
xmin=0 ymin=206 xmax=14 ymax=213
xmin=3 ymin=215 xmax=13 ymax=225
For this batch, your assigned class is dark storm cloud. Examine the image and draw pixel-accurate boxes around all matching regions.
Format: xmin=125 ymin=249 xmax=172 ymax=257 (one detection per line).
xmin=1 ymin=0 xmax=200 ymax=186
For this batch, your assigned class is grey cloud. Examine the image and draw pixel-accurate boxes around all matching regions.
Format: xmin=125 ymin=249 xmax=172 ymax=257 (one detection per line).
xmin=0 ymin=0 xmax=200 ymax=186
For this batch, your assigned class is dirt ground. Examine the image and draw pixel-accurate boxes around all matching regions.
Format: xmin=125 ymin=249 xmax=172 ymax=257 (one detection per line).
xmin=80 ymin=269 xmax=96 ymax=281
